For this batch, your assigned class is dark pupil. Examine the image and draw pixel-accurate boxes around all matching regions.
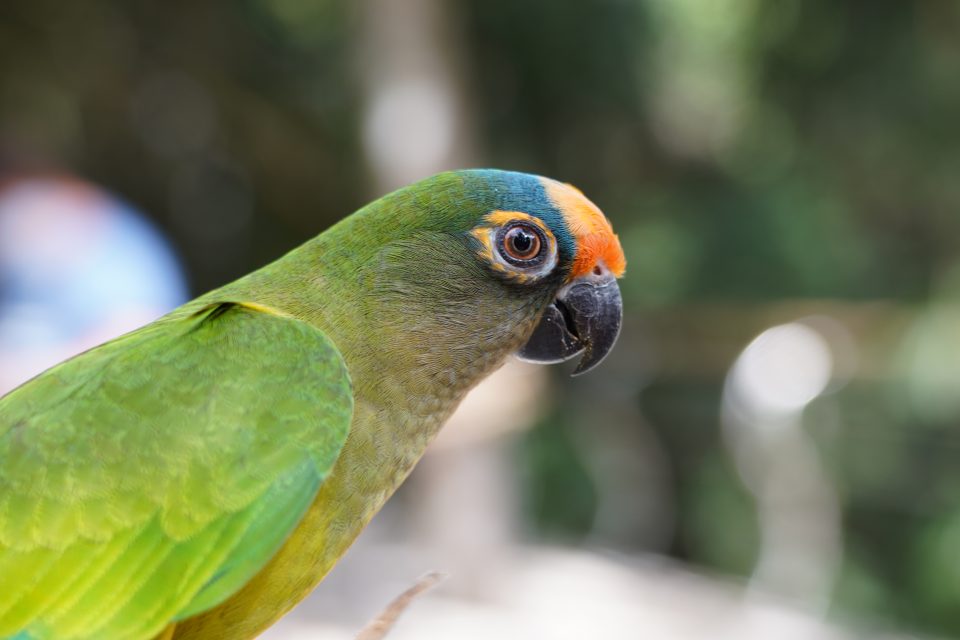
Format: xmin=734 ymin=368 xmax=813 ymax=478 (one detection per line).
xmin=512 ymin=230 xmax=533 ymax=254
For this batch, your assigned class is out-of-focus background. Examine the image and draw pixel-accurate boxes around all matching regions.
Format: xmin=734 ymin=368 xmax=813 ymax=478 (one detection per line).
xmin=2 ymin=1 xmax=959 ymax=638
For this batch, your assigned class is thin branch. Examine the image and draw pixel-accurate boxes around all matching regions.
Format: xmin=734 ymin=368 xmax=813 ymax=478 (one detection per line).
xmin=355 ymin=572 xmax=446 ymax=640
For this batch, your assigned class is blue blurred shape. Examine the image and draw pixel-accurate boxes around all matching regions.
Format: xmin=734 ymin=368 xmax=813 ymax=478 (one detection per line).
xmin=0 ymin=177 xmax=188 ymax=393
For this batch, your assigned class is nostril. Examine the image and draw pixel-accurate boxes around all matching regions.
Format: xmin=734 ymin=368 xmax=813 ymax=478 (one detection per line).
xmin=593 ymin=265 xmax=603 ymax=276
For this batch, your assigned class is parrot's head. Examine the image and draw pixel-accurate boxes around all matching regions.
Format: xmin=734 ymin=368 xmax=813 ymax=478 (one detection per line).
xmin=459 ymin=170 xmax=625 ymax=375
xmin=349 ymin=169 xmax=626 ymax=381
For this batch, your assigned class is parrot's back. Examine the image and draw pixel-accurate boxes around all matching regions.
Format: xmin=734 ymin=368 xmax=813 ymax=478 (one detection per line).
xmin=0 ymin=302 xmax=353 ymax=640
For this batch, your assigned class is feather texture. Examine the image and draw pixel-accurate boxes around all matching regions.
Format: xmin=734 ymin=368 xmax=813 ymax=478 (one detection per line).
xmin=0 ymin=303 xmax=352 ymax=640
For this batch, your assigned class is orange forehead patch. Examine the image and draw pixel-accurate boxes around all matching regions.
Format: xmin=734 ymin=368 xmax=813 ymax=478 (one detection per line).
xmin=541 ymin=178 xmax=626 ymax=279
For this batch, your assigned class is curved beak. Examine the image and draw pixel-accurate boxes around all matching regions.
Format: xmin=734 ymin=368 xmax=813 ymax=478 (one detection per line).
xmin=517 ymin=269 xmax=623 ymax=376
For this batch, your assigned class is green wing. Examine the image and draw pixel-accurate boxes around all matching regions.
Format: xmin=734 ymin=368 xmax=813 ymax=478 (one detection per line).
xmin=0 ymin=302 xmax=353 ymax=640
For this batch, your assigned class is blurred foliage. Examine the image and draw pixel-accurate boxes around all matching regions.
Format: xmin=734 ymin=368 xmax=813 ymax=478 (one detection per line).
xmin=3 ymin=0 xmax=960 ymax=636
xmin=520 ymin=411 xmax=599 ymax=541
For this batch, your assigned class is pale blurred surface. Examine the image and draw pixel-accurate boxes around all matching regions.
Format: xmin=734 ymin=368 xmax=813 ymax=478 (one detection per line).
xmin=264 ymin=544 xmax=930 ymax=640
xmin=3 ymin=0 xmax=960 ymax=638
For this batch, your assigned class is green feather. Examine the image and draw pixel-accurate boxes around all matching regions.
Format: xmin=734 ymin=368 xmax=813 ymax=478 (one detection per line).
xmin=0 ymin=302 xmax=352 ymax=640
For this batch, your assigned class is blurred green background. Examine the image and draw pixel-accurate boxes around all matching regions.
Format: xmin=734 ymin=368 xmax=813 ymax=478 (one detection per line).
xmin=2 ymin=0 xmax=960 ymax=637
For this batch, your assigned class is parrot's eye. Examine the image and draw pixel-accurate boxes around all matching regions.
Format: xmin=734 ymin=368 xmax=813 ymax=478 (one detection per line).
xmin=498 ymin=223 xmax=545 ymax=265
xmin=471 ymin=212 xmax=558 ymax=282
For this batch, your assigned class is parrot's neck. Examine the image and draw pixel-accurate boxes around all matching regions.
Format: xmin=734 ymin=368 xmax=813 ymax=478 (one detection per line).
xmin=203 ymin=217 xmax=542 ymax=580
xmin=212 ymin=212 xmax=543 ymax=453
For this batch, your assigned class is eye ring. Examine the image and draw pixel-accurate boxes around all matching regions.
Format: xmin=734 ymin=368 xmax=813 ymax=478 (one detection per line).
xmin=497 ymin=223 xmax=545 ymax=266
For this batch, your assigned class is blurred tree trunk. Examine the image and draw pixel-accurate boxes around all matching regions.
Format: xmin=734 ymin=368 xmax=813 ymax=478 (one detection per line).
xmin=357 ymin=0 xmax=478 ymax=193
xmin=355 ymin=0 xmax=543 ymax=599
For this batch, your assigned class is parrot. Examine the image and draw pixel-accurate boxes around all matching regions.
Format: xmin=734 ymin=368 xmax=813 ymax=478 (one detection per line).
xmin=0 ymin=169 xmax=626 ymax=640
